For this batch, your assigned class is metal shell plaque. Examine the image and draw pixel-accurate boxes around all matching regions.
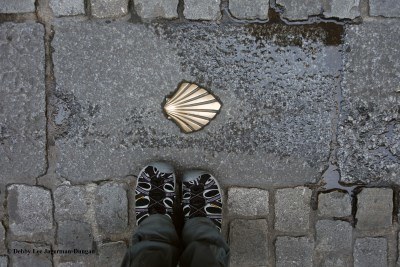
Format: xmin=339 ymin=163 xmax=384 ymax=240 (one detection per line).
xmin=164 ymin=82 xmax=222 ymax=133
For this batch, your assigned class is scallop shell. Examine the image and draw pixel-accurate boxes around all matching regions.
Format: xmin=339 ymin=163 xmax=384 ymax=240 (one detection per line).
xmin=164 ymin=83 xmax=222 ymax=133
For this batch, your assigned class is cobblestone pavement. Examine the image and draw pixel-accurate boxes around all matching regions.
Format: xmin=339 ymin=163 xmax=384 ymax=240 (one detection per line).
xmin=0 ymin=0 xmax=400 ymax=266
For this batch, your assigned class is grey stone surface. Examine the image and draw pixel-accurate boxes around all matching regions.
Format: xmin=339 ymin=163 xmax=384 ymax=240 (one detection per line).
xmin=320 ymin=254 xmax=351 ymax=267
xmin=53 ymin=21 xmax=341 ymax=187
xmin=97 ymin=241 xmax=127 ymax=267
xmin=275 ymin=187 xmax=312 ymax=232
xmin=50 ymin=0 xmax=85 ymax=17
xmin=95 ymin=183 xmax=128 ymax=233
xmin=59 ymin=262 xmax=84 ymax=267
xmin=229 ymin=0 xmax=269 ymax=20
xmin=91 ymin=0 xmax=128 ymax=18
xmin=0 ymin=0 xmax=35 ymax=13
xmin=0 ymin=223 xmax=5 ymax=254
xmin=7 ymin=185 xmax=53 ymax=239
xmin=57 ymin=221 xmax=93 ymax=251
xmin=10 ymin=242 xmax=52 ymax=267
xmin=0 ymin=23 xmax=46 ymax=184
xmin=318 ymin=191 xmax=352 ymax=217
xmin=275 ymin=236 xmax=314 ymax=267
xmin=356 ymin=188 xmax=392 ymax=230
xmin=276 ymin=0 xmax=322 ymax=20
xmin=315 ymin=220 xmax=352 ymax=252
xmin=338 ymin=21 xmax=400 ymax=184
xmin=134 ymin=0 xmax=179 ymax=19
xmin=183 ymin=0 xmax=221 ymax=20
xmin=54 ymin=186 xmax=89 ymax=221
xmin=323 ymin=0 xmax=360 ymax=19
xmin=0 ymin=256 xmax=7 ymax=267
xmin=354 ymin=238 xmax=387 ymax=267
xmin=229 ymin=219 xmax=268 ymax=267
xmin=228 ymin=187 xmax=269 ymax=216
xmin=370 ymin=0 xmax=400 ymax=17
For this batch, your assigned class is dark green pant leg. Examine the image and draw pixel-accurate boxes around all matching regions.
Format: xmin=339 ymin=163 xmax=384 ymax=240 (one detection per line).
xmin=121 ymin=214 xmax=180 ymax=267
xmin=180 ymin=217 xmax=230 ymax=267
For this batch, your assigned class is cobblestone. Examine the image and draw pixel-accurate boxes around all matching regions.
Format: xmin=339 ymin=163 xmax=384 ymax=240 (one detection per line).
xmin=57 ymin=221 xmax=93 ymax=251
xmin=275 ymin=236 xmax=314 ymax=267
xmin=50 ymin=0 xmax=85 ymax=17
xmin=354 ymin=238 xmax=387 ymax=267
xmin=323 ymin=0 xmax=360 ymax=19
xmin=229 ymin=0 xmax=269 ymax=20
xmin=275 ymin=187 xmax=312 ymax=233
xmin=338 ymin=21 xmax=400 ymax=184
xmin=134 ymin=0 xmax=179 ymax=19
xmin=356 ymin=188 xmax=393 ymax=230
xmin=97 ymin=241 xmax=127 ymax=267
xmin=228 ymin=188 xmax=269 ymax=217
xmin=320 ymin=254 xmax=351 ymax=267
xmin=95 ymin=183 xmax=128 ymax=234
xmin=10 ymin=242 xmax=52 ymax=267
xmin=229 ymin=219 xmax=268 ymax=267
xmin=0 ymin=23 xmax=46 ymax=184
xmin=318 ymin=191 xmax=352 ymax=217
xmin=183 ymin=0 xmax=221 ymax=20
xmin=370 ymin=0 xmax=400 ymax=17
xmin=0 ymin=257 xmax=7 ymax=267
xmin=58 ymin=262 xmax=84 ymax=267
xmin=276 ymin=0 xmax=322 ymax=21
xmin=0 ymin=223 xmax=5 ymax=254
xmin=7 ymin=185 xmax=53 ymax=240
xmin=0 ymin=0 xmax=35 ymax=13
xmin=54 ymin=186 xmax=88 ymax=221
xmin=91 ymin=0 xmax=129 ymax=18
xmin=315 ymin=220 xmax=352 ymax=252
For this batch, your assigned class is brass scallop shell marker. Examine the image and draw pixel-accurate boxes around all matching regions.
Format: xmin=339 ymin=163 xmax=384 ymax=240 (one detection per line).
xmin=164 ymin=82 xmax=222 ymax=133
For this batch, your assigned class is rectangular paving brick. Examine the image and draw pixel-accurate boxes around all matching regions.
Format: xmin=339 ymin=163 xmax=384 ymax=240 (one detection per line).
xmin=275 ymin=236 xmax=314 ymax=267
xmin=0 ymin=23 xmax=46 ymax=184
xmin=183 ymin=0 xmax=221 ymax=20
xmin=97 ymin=241 xmax=127 ymax=267
xmin=369 ymin=0 xmax=400 ymax=17
xmin=0 ymin=0 xmax=35 ymax=13
xmin=229 ymin=0 xmax=269 ymax=20
xmin=318 ymin=191 xmax=352 ymax=218
xmin=229 ymin=219 xmax=268 ymax=267
xmin=276 ymin=0 xmax=323 ymax=20
xmin=52 ymin=21 xmax=340 ymax=188
xmin=228 ymin=188 xmax=268 ymax=217
xmin=275 ymin=187 xmax=312 ymax=233
xmin=10 ymin=242 xmax=52 ymax=267
xmin=91 ymin=0 xmax=128 ymax=18
xmin=354 ymin=238 xmax=387 ymax=267
xmin=315 ymin=220 xmax=352 ymax=252
xmin=356 ymin=188 xmax=392 ymax=230
xmin=338 ymin=21 xmax=400 ymax=184
xmin=54 ymin=185 xmax=89 ymax=221
xmin=7 ymin=185 xmax=53 ymax=241
xmin=57 ymin=221 xmax=93 ymax=251
xmin=134 ymin=0 xmax=179 ymax=19
xmin=50 ymin=0 xmax=85 ymax=16
xmin=323 ymin=0 xmax=360 ymax=19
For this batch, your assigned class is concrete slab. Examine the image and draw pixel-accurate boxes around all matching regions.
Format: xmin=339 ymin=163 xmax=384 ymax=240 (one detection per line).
xmin=0 ymin=23 xmax=46 ymax=184
xmin=338 ymin=21 xmax=400 ymax=185
xmin=52 ymin=21 xmax=342 ymax=187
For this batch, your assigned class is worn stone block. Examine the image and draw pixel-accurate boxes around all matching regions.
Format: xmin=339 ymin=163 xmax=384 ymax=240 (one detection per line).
xmin=320 ymin=254 xmax=351 ymax=267
xmin=50 ymin=0 xmax=85 ymax=17
xmin=356 ymin=188 xmax=392 ymax=230
xmin=316 ymin=220 xmax=352 ymax=252
xmin=57 ymin=221 xmax=93 ymax=251
xmin=338 ymin=21 xmax=400 ymax=184
xmin=228 ymin=188 xmax=269 ymax=217
xmin=370 ymin=0 xmax=400 ymax=17
xmin=54 ymin=186 xmax=89 ymax=221
xmin=7 ymin=185 xmax=53 ymax=239
xmin=323 ymin=0 xmax=360 ymax=19
xmin=134 ymin=0 xmax=179 ymax=19
xmin=59 ymin=263 xmax=84 ymax=267
xmin=95 ymin=183 xmax=128 ymax=234
xmin=183 ymin=0 xmax=221 ymax=20
xmin=354 ymin=238 xmax=387 ymax=267
xmin=97 ymin=241 xmax=127 ymax=267
xmin=0 ymin=256 xmax=7 ymax=267
xmin=0 ymin=0 xmax=35 ymax=13
xmin=275 ymin=236 xmax=314 ymax=267
xmin=318 ymin=191 xmax=352 ymax=217
xmin=91 ymin=0 xmax=128 ymax=18
xmin=53 ymin=21 xmax=340 ymax=188
xmin=230 ymin=219 xmax=268 ymax=267
xmin=0 ymin=23 xmax=46 ymax=184
xmin=229 ymin=0 xmax=269 ymax=20
xmin=0 ymin=223 xmax=5 ymax=254
xmin=276 ymin=0 xmax=322 ymax=20
xmin=275 ymin=187 xmax=312 ymax=233
xmin=10 ymin=242 xmax=52 ymax=267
